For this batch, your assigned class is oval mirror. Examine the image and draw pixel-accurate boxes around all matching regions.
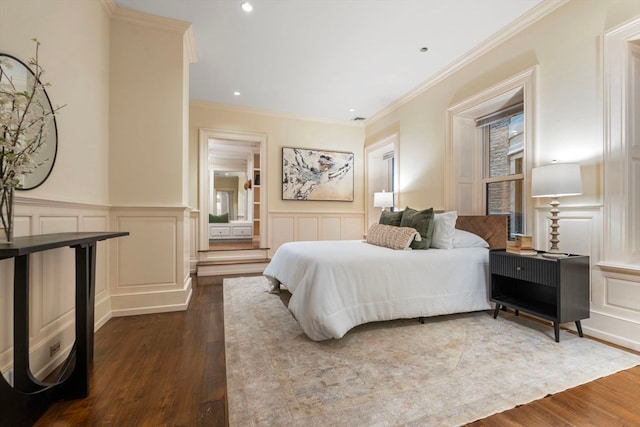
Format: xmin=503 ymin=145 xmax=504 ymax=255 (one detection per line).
xmin=0 ymin=53 xmax=58 ymax=190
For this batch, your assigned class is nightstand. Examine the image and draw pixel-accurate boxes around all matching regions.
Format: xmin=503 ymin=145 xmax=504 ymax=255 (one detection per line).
xmin=489 ymin=249 xmax=590 ymax=342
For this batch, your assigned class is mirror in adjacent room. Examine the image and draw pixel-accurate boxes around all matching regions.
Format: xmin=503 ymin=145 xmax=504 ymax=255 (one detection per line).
xmin=211 ymin=171 xmax=248 ymax=220
xmin=0 ymin=53 xmax=58 ymax=190
xmin=208 ymin=137 xmax=259 ymax=225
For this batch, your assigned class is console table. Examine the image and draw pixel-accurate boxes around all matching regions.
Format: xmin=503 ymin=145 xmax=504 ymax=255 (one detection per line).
xmin=490 ymin=249 xmax=590 ymax=342
xmin=0 ymin=232 xmax=128 ymax=426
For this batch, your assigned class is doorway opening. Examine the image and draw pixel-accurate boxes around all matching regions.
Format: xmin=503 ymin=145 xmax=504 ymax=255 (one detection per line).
xmin=365 ymin=134 xmax=397 ymax=229
xmin=198 ymin=129 xmax=267 ymax=252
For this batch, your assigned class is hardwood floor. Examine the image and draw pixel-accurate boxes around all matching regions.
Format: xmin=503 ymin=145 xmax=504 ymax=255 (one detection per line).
xmin=36 ymin=274 xmax=640 ymax=426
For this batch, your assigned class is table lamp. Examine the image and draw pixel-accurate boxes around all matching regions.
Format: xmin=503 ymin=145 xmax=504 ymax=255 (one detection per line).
xmin=373 ymin=190 xmax=394 ymax=212
xmin=531 ymin=163 xmax=582 ymax=258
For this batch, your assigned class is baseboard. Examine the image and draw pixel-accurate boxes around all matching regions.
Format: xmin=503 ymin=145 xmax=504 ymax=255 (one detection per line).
xmin=582 ymin=311 xmax=640 ymax=352
xmin=110 ymin=277 xmax=193 ymax=316
xmin=94 ymin=292 xmax=113 ymax=331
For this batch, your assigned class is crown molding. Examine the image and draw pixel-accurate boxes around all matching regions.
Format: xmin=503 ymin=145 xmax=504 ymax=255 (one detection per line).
xmin=367 ymin=0 xmax=570 ymax=125
xmin=111 ymin=4 xmax=198 ymax=62
xmin=184 ymin=25 xmax=198 ymax=63
xmin=190 ymin=100 xmax=365 ymax=128
xmin=100 ymin=0 xmax=116 ymax=17
xmin=112 ymin=5 xmax=192 ymax=35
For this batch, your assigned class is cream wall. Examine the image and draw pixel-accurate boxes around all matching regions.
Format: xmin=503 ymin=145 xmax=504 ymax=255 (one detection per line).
xmin=109 ymin=7 xmax=194 ymax=315
xmin=0 ymin=0 xmax=196 ymax=382
xmin=365 ymin=0 xmax=640 ymax=349
xmin=0 ymin=0 xmax=113 ymax=380
xmin=189 ymin=102 xmax=366 ymax=253
xmin=110 ymin=9 xmax=190 ymax=207
xmin=0 ymin=0 xmax=111 ymax=204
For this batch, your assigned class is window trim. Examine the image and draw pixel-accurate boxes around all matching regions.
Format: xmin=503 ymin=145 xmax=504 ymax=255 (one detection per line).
xmin=603 ymin=17 xmax=640 ymax=265
xmin=446 ymin=67 xmax=536 ymax=237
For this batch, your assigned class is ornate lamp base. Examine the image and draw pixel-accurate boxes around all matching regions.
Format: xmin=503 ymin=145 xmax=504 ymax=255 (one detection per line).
xmin=543 ymin=197 xmax=569 ymax=259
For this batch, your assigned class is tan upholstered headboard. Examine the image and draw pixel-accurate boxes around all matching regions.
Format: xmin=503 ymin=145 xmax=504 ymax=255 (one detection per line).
xmin=455 ymin=215 xmax=508 ymax=249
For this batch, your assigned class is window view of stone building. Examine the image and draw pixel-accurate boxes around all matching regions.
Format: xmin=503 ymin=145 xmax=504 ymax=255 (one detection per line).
xmin=485 ymin=112 xmax=524 ymax=238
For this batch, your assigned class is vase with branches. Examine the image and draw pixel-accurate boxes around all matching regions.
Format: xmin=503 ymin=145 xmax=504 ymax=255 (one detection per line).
xmin=0 ymin=39 xmax=62 ymax=243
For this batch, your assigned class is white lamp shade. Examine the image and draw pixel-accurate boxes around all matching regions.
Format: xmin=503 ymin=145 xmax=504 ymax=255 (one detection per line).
xmin=531 ymin=163 xmax=582 ymax=198
xmin=373 ymin=191 xmax=394 ymax=208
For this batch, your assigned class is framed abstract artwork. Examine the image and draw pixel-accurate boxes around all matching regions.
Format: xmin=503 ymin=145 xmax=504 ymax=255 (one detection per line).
xmin=282 ymin=147 xmax=354 ymax=201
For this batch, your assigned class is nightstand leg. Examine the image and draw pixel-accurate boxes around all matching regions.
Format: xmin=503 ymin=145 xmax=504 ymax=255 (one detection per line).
xmin=575 ymin=321 xmax=584 ymax=337
xmin=554 ymin=323 xmax=560 ymax=342
xmin=493 ymin=304 xmax=501 ymax=319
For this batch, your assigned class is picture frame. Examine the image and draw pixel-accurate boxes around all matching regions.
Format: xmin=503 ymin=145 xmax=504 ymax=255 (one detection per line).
xmin=282 ymin=147 xmax=354 ymax=201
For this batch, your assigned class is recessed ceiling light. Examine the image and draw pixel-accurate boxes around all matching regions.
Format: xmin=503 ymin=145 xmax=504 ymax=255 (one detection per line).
xmin=241 ymin=2 xmax=253 ymax=12
xmin=233 ymin=91 xmax=241 ymax=96
xmin=420 ymin=47 xmax=429 ymax=52
xmin=349 ymin=108 xmax=356 ymax=112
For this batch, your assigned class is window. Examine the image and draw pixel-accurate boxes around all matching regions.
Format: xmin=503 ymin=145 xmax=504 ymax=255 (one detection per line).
xmin=383 ymin=150 xmax=395 ymax=208
xmin=478 ymin=108 xmax=524 ymax=239
xmin=215 ymin=191 xmax=233 ymax=218
xmin=447 ymin=68 xmax=534 ymax=242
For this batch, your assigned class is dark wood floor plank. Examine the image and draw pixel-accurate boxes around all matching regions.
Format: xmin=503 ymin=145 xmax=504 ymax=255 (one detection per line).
xmin=34 ymin=274 xmax=639 ymax=426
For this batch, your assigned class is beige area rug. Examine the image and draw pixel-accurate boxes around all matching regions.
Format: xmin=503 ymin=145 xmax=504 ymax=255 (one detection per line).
xmin=224 ymin=276 xmax=640 ymax=427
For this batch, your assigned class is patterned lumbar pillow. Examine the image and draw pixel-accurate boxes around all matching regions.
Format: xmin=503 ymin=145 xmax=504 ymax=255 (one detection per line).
xmin=366 ymin=223 xmax=422 ymax=250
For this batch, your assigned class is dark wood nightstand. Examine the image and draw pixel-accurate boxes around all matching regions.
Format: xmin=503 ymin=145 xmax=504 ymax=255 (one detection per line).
xmin=489 ymin=249 xmax=590 ymax=342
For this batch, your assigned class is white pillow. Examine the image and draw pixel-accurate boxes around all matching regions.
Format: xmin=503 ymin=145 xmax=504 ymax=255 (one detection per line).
xmin=453 ymin=229 xmax=489 ymax=248
xmin=430 ymin=211 xmax=458 ymax=249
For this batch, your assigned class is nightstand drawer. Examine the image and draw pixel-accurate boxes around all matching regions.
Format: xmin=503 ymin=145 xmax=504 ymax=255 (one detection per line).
xmin=490 ymin=252 xmax=557 ymax=287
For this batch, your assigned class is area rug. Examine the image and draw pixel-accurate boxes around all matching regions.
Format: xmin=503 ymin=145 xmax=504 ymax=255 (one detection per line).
xmin=224 ymin=276 xmax=640 ymax=427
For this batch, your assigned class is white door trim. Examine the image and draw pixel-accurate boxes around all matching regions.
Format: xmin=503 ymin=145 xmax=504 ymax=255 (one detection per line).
xmin=198 ymin=128 xmax=268 ymax=251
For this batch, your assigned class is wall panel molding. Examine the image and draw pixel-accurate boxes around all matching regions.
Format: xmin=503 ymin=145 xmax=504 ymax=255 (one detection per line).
xmin=110 ymin=206 xmax=192 ymax=316
xmin=534 ymin=204 xmax=640 ymax=350
xmin=0 ymin=200 xmax=113 ymax=380
xmin=268 ymin=211 xmax=365 ymax=255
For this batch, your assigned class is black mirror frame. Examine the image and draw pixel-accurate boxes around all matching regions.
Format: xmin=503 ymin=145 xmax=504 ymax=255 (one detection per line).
xmin=0 ymin=53 xmax=58 ymax=191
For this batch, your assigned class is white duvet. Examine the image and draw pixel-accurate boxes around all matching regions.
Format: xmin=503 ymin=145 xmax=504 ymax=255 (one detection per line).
xmin=263 ymin=240 xmax=491 ymax=341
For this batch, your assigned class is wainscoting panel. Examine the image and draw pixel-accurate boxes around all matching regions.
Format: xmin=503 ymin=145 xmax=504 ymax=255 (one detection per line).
xmin=0 ymin=198 xmax=113 ymax=380
xmin=271 ymin=216 xmax=295 ymax=252
xmin=116 ymin=216 xmax=177 ymax=287
xmin=110 ymin=207 xmax=192 ymax=317
xmin=84 ymin=216 xmax=110 ymax=296
xmin=533 ymin=206 xmax=600 ymax=261
xmin=604 ymin=276 xmax=640 ymax=312
xmin=41 ymin=248 xmax=76 ymax=325
xmin=268 ymin=212 xmax=365 ymax=255
xmin=320 ymin=217 xmax=340 ymax=240
xmin=299 ymin=217 xmax=319 ymax=241
xmin=39 ymin=216 xmax=80 ymax=235
xmin=342 ymin=216 xmax=365 ymax=240
xmin=535 ymin=205 xmax=640 ymax=350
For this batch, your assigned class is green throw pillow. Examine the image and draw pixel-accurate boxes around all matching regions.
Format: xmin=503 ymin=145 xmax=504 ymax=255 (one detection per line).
xmin=399 ymin=206 xmax=435 ymax=249
xmin=379 ymin=210 xmax=403 ymax=227
xmin=209 ymin=213 xmax=229 ymax=223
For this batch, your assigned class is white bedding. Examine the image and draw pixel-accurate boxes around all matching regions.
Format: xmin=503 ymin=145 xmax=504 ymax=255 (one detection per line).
xmin=263 ymin=240 xmax=491 ymax=341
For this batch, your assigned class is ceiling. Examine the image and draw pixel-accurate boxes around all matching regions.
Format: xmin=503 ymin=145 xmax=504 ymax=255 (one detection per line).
xmin=114 ymin=0 xmax=545 ymax=123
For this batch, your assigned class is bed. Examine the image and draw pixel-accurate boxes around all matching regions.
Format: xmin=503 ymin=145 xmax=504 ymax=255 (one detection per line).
xmin=263 ymin=214 xmax=507 ymax=341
